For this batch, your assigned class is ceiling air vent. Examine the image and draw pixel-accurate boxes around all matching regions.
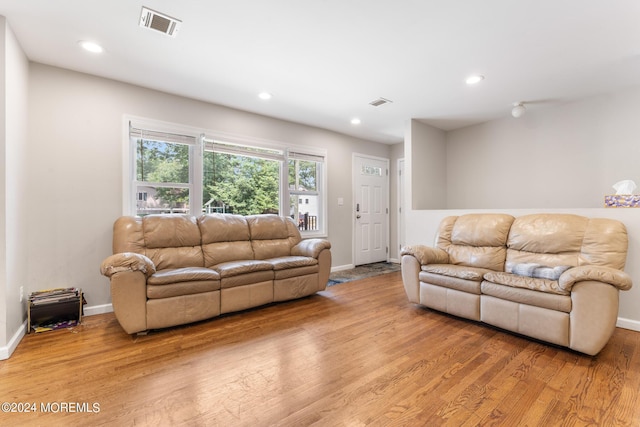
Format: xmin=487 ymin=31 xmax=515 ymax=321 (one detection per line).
xmin=139 ymin=7 xmax=182 ymax=37
xmin=369 ymin=97 xmax=393 ymax=107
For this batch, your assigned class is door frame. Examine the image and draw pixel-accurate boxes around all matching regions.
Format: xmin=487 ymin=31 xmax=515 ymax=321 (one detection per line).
xmin=352 ymin=153 xmax=390 ymax=266
xmin=397 ymin=158 xmax=405 ymax=262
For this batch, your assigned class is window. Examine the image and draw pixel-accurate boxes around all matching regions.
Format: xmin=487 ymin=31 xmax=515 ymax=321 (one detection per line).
xmin=130 ymin=127 xmax=197 ymax=215
xmin=202 ymin=140 xmax=282 ymax=216
xmin=288 ymin=152 xmax=323 ymax=232
xmin=127 ymin=119 xmax=327 ymax=236
xmin=361 ymin=164 xmax=383 ymax=176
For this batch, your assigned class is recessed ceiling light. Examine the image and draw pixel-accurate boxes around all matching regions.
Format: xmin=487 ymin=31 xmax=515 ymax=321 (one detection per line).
xmin=79 ymin=40 xmax=104 ymax=53
xmin=465 ymin=75 xmax=484 ymax=85
xmin=258 ymin=92 xmax=272 ymax=100
xmin=351 ymin=118 xmax=361 ymax=125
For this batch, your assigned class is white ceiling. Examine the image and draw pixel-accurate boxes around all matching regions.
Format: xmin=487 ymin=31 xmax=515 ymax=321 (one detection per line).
xmin=1 ymin=1 xmax=639 ymax=144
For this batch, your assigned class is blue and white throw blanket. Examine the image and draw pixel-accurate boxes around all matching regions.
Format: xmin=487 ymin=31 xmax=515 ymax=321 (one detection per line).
xmin=511 ymin=263 xmax=572 ymax=280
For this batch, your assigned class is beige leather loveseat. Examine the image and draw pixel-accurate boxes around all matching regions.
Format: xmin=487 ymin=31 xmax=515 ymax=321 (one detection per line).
xmin=401 ymin=213 xmax=632 ymax=355
xmin=101 ymin=213 xmax=331 ymax=334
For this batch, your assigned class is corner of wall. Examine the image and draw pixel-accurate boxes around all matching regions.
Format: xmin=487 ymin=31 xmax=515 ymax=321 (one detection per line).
xmin=406 ymin=120 xmax=447 ymax=210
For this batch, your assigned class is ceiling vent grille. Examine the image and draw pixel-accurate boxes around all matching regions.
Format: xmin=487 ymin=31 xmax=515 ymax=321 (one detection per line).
xmin=369 ymin=97 xmax=393 ymax=107
xmin=140 ymin=7 xmax=182 ymax=37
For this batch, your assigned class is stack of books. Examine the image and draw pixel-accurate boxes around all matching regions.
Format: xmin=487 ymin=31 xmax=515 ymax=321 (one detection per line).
xmin=29 ymin=287 xmax=83 ymax=333
xmin=30 ymin=287 xmax=81 ymax=305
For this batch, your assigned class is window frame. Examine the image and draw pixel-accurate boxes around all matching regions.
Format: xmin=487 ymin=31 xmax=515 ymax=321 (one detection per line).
xmin=123 ymin=116 xmax=328 ymax=237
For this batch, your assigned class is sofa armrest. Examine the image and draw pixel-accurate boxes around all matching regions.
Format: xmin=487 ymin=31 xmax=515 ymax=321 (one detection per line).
xmin=559 ymin=265 xmax=632 ymax=292
xmin=401 ymin=255 xmax=421 ymax=303
xmin=400 ymin=245 xmax=449 ymax=265
xmin=100 ymin=252 xmax=156 ymax=278
xmin=291 ymin=239 xmax=332 ymax=259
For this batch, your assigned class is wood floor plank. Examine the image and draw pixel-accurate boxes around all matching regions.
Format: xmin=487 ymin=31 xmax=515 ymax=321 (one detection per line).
xmin=1 ymin=271 xmax=640 ymax=426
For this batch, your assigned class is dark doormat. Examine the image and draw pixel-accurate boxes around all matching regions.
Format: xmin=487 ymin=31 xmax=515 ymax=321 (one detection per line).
xmin=327 ymin=262 xmax=401 ymax=286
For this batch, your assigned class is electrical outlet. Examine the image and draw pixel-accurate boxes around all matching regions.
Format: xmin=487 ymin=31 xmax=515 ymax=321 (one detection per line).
xmin=19 ymin=286 xmax=24 ymax=303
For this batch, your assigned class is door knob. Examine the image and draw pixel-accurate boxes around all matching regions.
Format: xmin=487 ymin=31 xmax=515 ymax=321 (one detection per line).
xmin=356 ymin=214 xmax=361 ymax=219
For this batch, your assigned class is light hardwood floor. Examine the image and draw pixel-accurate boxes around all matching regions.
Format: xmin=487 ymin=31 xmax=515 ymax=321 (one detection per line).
xmin=1 ymin=271 xmax=639 ymax=426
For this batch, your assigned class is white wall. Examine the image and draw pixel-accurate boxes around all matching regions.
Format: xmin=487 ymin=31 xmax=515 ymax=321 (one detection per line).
xmin=0 ymin=17 xmax=7 ymax=353
xmin=405 ymin=88 xmax=640 ymax=330
xmin=24 ymin=63 xmax=392 ymax=319
xmin=0 ymin=18 xmax=29 ymax=359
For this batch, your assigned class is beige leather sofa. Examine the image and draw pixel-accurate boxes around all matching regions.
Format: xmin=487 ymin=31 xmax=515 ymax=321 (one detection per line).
xmin=401 ymin=213 xmax=632 ymax=355
xmin=100 ymin=213 xmax=331 ymax=334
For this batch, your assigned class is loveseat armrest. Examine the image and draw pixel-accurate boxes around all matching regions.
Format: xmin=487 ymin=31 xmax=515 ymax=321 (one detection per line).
xmin=291 ymin=239 xmax=332 ymax=259
xmin=400 ymin=245 xmax=449 ymax=265
xmin=100 ymin=252 xmax=156 ymax=278
xmin=559 ymin=265 xmax=632 ymax=292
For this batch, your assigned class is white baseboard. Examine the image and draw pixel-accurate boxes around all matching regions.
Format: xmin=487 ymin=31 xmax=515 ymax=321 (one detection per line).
xmin=0 ymin=321 xmax=26 ymax=360
xmin=84 ymin=303 xmax=113 ymax=316
xmin=617 ymin=317 xmax=640 ymax=332
xmin=331 ymin=264 xmax=355 ymax=273
xmin=332 ymin=260 xmax=401 ymax=273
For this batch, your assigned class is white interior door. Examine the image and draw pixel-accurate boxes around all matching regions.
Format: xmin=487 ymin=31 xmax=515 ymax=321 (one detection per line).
xmin=354 ymin=155 xmax=389 ymax=266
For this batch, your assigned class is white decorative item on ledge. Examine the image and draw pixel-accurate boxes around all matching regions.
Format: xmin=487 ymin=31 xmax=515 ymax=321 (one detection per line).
xmin=612 ymin=180 xmax=637 ymax=195
xmin=605 ymin=195 xmax=640 ymax=208
xmin=606 ymin=180 xmax=639 ymax=207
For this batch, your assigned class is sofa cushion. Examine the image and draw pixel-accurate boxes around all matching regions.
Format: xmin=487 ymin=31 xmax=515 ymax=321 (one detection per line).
xmin=202 ymin=240 xmax=255 ymax=268
xmin=422 ymin=264 xmax=492 ymax=281
xmin=144 ymin=215 xmax=201 ymax=248
xmin=148 ymin=267 xmax=220 ymax=285
xmin=247 ymin=215 xmax=301 ymax=260
xmin=142 ymin=215 xmax=204 ymax=269
xmin=436 ymin=214 xmax=514 ymax=271
xmin=268 ymin=256 xmax=318 ymax=270
xmin=449 ymin=214 xmax=515 ymax=247
xmin=481 ymin=281 xmax=572 ymax=313
xmin=112 ymin=216 xmax=145 ymax=254
xmin=214 ymin=260 xmax=273 ymax=278
xmin=483 ymin=271 xmax=569 ymax=296
xmin=267 ymin=256 xmax=318 ymax=280
xmin=199 ymin=214 xmax=255 ymax=267
xmin=146 ymin=267 xmax=221 ymax=300
xmin=199 ymin=213 xmax=250 ymax=242
xmin=419 ymin=271 xmax=483 ymax=295
xmin=508 ymin=214 xmax=587 ymax=255
xmin=420 ymin=264 xmax=494 ymax=295
xmin=147 ymin=281 xmax=221 ymax=299
xmin=505 ymin=214 xmax=629 ymax=271
xmin=579 ymin=218 xmax=628 ymax=270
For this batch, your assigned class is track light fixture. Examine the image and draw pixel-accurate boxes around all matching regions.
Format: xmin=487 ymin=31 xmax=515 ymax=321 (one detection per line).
xmin=512 ymin=102 xmax=526 ymax=118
